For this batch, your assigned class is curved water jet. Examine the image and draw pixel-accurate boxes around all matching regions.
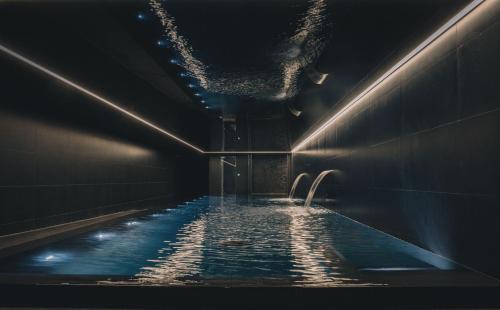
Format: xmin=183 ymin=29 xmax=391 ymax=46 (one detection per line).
xmin=304 ymin=170 xmax=335 ymax=207
xmin=289 ymin=173 xmax=310 ymax=199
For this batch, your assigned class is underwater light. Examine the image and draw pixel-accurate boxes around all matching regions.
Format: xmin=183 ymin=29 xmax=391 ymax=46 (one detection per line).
xmin=291 ymin=0 xmax=485 ymax=153
xmin=95 ymin=232 xmax=116 ymax=240
xmin=0 ymin=43 xmax=205 ymax=154
xmin=137 ymin=13 xmax=145 ymax=20
xmin=35 ymin=252 xmax=70 ymax=263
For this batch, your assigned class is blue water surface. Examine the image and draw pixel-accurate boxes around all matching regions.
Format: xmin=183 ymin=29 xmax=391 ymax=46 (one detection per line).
xmin=0 ymin=196 xmax=462 ymax=286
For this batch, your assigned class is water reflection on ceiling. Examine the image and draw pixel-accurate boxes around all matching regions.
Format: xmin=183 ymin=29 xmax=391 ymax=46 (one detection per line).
xmin=148 ymin=0 xmax=332 ymax=101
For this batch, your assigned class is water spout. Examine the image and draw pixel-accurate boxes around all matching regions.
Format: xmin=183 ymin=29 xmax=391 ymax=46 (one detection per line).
xmin=289 ymin=173 xmax=310 ymax=199
xmin=304 ymin=170 xmax=335 ymax=207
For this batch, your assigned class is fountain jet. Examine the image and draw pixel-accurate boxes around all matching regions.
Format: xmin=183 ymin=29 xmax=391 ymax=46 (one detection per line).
xmin=304 ymin=170 xmax=335 ymax=207
xmin=289 ymin=173 xmax=310 ymax=199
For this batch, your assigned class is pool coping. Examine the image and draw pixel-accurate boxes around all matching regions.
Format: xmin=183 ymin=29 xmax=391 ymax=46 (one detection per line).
xmin=0 ymin=209 xmax=150 ymax=259
xmin=0 ymin=196 xmax=195 ymax=259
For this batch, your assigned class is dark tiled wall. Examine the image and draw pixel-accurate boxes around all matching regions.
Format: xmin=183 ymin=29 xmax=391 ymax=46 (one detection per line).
xmin=0 ymin=114 xmax=176 ymax=235
xmin=208 ymin=102 xmax=291 ymax=196
xmin=251 ymin=155 xmax=289 ymax=195
xmin=293 ymin=2 xmax=500 ymax=278
xmin=248 ymin=116 xmax=290 ymax=195
xmin=247 ymin=105 xmax=290 ymax=195
xmin=0 ymin=49 xmax=207 ymax=237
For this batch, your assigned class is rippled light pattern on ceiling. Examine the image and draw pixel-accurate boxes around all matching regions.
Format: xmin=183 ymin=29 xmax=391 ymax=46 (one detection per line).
xmin=148 ymin=0 xmax=331 ymax=101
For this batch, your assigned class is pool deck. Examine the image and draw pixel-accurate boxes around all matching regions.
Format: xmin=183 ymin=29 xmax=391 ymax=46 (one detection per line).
xmin=0 ymin=209 xmax=146 ymax=258
xmin=0 ymin=283 xmax=500 ymax=309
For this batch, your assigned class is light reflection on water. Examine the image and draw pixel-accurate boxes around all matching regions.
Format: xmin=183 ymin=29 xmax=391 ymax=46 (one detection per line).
xmin=0 ymin=196 xmax=461 ymax=287
xmin=136 ymin=217 xmax=206 ymax=285
xmin=127 ymin=197 xmax=452 ymax=286
xmin=286 ymin=206 xmax=363 ymax=286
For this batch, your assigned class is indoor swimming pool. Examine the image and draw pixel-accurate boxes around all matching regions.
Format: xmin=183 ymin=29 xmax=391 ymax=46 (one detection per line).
xmin=0 ymin=196 xmax=495 ymax=287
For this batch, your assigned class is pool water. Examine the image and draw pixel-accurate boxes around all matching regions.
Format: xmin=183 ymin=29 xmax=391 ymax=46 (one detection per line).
xmin=0 ymin=196 xmax=487 ymax=287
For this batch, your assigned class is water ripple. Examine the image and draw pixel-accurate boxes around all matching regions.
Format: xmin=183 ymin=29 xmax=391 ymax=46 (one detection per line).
xmin=131 ymin=197 xmax=377 ymax=286
xmin=148 ymin=0 xmax=332 ymax=100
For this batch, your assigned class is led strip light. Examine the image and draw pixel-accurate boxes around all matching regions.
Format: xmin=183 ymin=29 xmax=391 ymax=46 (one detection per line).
xmin=205 ymin=151 xmax=291 ymax=155
xmin=4 ymin=0 xmax=481 ymax=156
xmin=292 ymin=0 xmax=485 ymax=153
xmin=0 ymin=43 xmax=206 ymax=154
xmin=0 ymin=43 xmax=291 ymax=155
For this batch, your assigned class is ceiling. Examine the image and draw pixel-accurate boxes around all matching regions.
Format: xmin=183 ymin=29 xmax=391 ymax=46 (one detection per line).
xmin=130 ymin=0 xmax=469 ymax=114
xmin=0 ymin=0 xmax=471 ymax=130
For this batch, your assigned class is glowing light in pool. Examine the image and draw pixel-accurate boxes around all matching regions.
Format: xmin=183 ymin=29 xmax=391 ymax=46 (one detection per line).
xmin=137 ymin=13 xmax=145 ymax=20
xmin=126 ymin=221 xmax=140 ymax=226
xmin=95 ymin=232 xmax=116 ymax=240
xmin=34 ymin=252 xmax=71 ymax=264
